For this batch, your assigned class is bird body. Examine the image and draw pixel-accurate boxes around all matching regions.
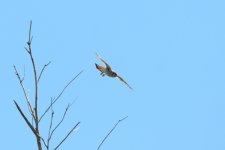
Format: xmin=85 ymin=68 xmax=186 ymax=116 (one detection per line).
xmin=95 ymin=53 xmax=133 ymax=90
xmin=95 ymin=64 xmax=117 ymax=77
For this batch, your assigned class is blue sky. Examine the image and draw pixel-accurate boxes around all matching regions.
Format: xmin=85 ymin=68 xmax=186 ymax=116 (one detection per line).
xmin=1 ymin=0 xmax=225 ymax=149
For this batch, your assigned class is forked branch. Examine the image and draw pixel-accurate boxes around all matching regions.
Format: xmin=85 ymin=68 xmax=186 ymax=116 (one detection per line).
xmin=38 ymin=61 xmax=51 ymax=83
xmin=13 ymin=65 xmax=35 ymax=120
xmin=46 ymin=98 xmax=77 ymax=149
xmin=39 ymin=70 xmax=83 ymax=123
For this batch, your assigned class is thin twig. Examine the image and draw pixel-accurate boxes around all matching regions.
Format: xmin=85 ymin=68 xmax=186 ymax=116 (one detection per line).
xmin=22 ymin=64 xmax=26 ymax=81
xmin=97 ymin=116 xmax=128 ymax=150
xmin=50 ymin=104 xmax=70 ymax=138
xmin=47 ymin=98 xmax=54 ymax=150
xmin=54 ymin=122 xmax=80 ymax=150
xmin=38 ymin=61 xmax=51 ymax=83
xmin=39 ymin=70 xmax=83 ymax=123
xmin=13 ymin=100 xmax=37 ymax=136
xmin=13 ymin=65 xmax=35 ymax=121
xmin=25 ymin=47 xmax=29 ymax=53
xmin=47 ymin=98 xmax=77 ymax=149
xmin=41 ymin=137 xmax=48 ymax=149
xmin=27 ymin=20 xmax=33 ymax=46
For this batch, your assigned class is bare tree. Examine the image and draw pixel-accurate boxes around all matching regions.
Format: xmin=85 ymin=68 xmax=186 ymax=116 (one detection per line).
xmin=14 ymin=21 xmax=128 ymax=150
xmin=14 ymin=21 xmax=82 ymax=150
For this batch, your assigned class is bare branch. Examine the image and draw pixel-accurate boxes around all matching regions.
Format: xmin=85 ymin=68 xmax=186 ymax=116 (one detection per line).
xmin=39 ymin=70 xmax=83 ymax=122
xmin=41 ymin=137 xmax=48 ymax=149
xmin=25 ymin=47 xmax=30 ymax=53
xmin=54 ymin=122 xmax=80 ymax=150
xmin=47 ymin=97 xmax=78 ymax=149
xmin=13 ymin=65 xmax=35 ymax=120
xmin=13 ymin=100 xmax=37 ymax=136
xmin=47 ymin=99 xmax=54 ymax=150
xmin=25 ymin=20 xmax=42 ymax=150
xmin=38 ymin=61 xmax=51 ymax=83
xmin=26 ymin=36 xmax=38 ymax=121
xmin=97 ymin=116 xmax=128 ymax=150
xmin=27 ymin=20 xmax=33 ymax=46
xmin=50 ymin=104 xmax=70 ymax=138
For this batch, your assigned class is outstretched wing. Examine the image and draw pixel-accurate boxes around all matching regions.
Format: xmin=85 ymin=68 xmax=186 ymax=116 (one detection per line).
xmin=96 ymin=53 xmax=112 ymax=71
xmin=116 ymin=75 xmax=133 ymax=90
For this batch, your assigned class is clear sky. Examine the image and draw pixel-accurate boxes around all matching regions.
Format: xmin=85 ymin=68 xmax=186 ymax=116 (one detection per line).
xmin=1 ymin=0 xmax=225 ymax=150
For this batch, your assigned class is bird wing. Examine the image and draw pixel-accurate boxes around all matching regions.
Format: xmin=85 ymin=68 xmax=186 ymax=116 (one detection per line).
xmin=96 ymin=53 xmax=112 ymax=71
xmin=95 ymin=63 xmax=105 ymax=73
xmin=116 ymin=75 xmax=133 ymax=90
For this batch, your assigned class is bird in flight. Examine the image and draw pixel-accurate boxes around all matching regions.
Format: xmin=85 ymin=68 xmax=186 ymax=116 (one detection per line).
xmin=95 ymin=53 xmax=133 ymax=90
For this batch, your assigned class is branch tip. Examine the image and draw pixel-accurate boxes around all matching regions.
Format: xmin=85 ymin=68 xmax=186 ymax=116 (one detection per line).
xmin=97 ymin=116 xmax=128 ymax=150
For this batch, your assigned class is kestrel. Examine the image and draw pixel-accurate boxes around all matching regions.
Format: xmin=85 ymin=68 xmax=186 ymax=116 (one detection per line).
xmin=95 ymin=53 xmax=133 ymax=90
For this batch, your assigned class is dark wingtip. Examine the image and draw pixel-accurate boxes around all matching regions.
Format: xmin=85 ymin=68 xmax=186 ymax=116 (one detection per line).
xmin=95 ymin=63 xmax=99 ymax=69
